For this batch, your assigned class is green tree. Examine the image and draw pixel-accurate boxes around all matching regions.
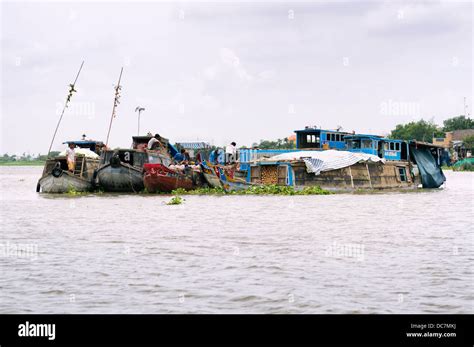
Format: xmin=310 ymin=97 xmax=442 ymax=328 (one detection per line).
xmin=442 ymin=115 xmax=474 ymax=132
xmin=389 ymin=119 xmax=443 ymax=142
xmin=254 ymin=138 xmax=296 ymax=149
xmin=463 ymin=135 xmax=474 ymax=150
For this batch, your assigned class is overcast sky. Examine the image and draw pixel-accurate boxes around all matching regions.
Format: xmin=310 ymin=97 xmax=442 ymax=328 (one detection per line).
xmin=1 ymin=0 xmax=472 ymax=154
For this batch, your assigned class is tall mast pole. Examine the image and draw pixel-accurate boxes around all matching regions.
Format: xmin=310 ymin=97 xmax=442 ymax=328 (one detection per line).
xmin=138 ymin=109 xmax=141 ymax=135
xmin=47 ymin=61 xmax=84 ymax=157
xmin=105 ymin=67 xmax=123 ymax=147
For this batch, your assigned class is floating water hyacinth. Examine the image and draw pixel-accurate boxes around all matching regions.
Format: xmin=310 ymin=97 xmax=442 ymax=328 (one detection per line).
xmin=167 ymin=185 xmax=331 ymax=195
xmin=166 ymin=196 xmax=184 ymax=205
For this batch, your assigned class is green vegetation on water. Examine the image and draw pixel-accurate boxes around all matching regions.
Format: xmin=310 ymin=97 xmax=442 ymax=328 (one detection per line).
xmin=167 ymin=196 xmax=184 ymax=205
xmin=170 ymin=184 xmax=331 ymax=196
xmin=171 ymin=187 xmax=226 ymax=195
xmin=443 ymin=159 xmax=474 ymax=172
xmin=66 ymin=186 xmax=89 ymax=196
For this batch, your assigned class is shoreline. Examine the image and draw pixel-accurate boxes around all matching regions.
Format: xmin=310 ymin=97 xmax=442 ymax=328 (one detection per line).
xmin=0 ymin=161 xmax=45 ymax=166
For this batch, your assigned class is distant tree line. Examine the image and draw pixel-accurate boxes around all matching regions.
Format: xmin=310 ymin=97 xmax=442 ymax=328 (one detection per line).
xmin=389 ymin=115 xmax=474 ymax=146
xmin=251 ymin=137 xmax=296 ymax=149
xmin=0 ymin=152 xmax=60 ymax=163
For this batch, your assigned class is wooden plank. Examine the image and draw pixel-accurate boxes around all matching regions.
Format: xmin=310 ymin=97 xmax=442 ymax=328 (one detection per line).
xmin=80 ymin=157 xmax=85 ymax=178
xmin=348 ymin=166 xmax=354 ymax=188
xmin=366 ymin=163 xmax=373 ymax=188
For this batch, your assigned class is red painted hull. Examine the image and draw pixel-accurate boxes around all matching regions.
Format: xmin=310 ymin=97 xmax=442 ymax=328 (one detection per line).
xmin=143 ymin=163 xmax=194 ymax=193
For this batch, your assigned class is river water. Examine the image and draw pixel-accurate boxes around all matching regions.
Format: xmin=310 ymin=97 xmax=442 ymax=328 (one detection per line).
xmin=0 ymin=166 xmax=472 ymax=313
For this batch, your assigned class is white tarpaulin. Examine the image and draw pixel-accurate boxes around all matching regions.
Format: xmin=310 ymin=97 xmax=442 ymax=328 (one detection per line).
xmin=258 ymin=150 xmax=385 ymax=175
xmin=58 ymin=148 xmax=99 ymax=159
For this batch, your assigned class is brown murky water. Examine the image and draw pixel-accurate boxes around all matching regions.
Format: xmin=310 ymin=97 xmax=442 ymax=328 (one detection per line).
xmin=0 ymin=166 xmax=472 ymax=313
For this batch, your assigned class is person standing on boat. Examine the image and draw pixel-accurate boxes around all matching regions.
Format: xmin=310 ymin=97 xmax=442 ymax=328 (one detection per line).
xmin=147 ymin=134 xmax=163 ymax=150
xmin=225 ymin=142 xmax=237 ymax=164
xmin=209 ymin=148 xmax=218 ymax=164
xmin=195 ymin=151 xmax=202 ymax=164
xmin=66 ymin=143 xmax=76 ymax=172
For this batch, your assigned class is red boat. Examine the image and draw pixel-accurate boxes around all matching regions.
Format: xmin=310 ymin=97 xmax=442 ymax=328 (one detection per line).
xmin=143 ymin=163 xmax=195 ymax=193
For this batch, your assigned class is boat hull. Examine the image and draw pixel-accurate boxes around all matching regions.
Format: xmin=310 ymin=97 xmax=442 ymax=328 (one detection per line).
xmin=96 ymin=164 xmax=144 ymax=192
xmin=144 ymin=172 xmax=194 ymax=193
xmin=38 ymin=172 xmax=93 ymax=193
xmin=200 ymin=162 xmax=222 ymax=188
xmin=250 ymin=160 xmax=421 ymax=191
xmin=144 ymin=163 xmax=203 ymax=193
xmin=220 ymin=178 xmax=253 ymax=192
xmin=200 ymin=161 xmax=252 ymax=191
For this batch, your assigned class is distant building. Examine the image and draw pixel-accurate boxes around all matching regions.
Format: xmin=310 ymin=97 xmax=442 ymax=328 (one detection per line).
xmin=433 ymin=129 xmax=474 ymax=161
xmin=433 ymin=129 xmax=474 ymax=148
xmin=175 ymin=142 xmax=211 ymax=158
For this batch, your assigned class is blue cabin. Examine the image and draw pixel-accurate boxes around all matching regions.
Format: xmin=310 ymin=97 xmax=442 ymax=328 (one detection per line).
xmin=294 ymin=127 xmax=348 ymax=150
xmin=344 ymin=135 xmax=408 ymax=161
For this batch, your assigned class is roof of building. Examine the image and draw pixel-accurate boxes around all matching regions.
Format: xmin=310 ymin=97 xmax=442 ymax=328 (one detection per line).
xmin=294 ymin=128 xmax=349 ymax=134
xmin=343 ymin=134 xmax=402 ymax=142
xmin=176 ymin=142 xmax=211 ymax=149
xmin=63 ymin=140 xmax=104 ymax=146
xmin=450 ymin=129 xmax=474 ymax=141
xmin=409 ymin=140 xmax=445 ymax=149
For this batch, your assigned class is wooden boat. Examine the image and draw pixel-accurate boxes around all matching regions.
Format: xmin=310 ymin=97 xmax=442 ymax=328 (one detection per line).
xmin=95 ymin=135 xmax=174 ymax=192
xmin=143 ymin=163 xmax=204 ymax=193
xmin=239 ymin=136 xmax=445 ymax=191
xmin=215 ymin=166 xmax=255 ymax=192
xmin=200 ymin=161 xmax=223 ymax=188
xmin=249 ymin=154 xmax=421 ymax=191
xmin=37 ymin=140 xmax=102 ymax=193
xmin=200 ymin=161 xmax=255 ymax=192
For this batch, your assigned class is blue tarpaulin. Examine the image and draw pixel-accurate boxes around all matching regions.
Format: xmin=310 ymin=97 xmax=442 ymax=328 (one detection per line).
xmin=410 ymin=147 xmax=446 ymax=188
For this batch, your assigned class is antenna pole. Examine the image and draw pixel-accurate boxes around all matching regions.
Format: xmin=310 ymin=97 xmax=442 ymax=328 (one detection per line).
xmin=105 ymin=67 xmax=124 ymax=147
xmin=47 ymin=61 xmax=84 ymax=157
xmin=138 ymin=110 xmax=140 ymax=136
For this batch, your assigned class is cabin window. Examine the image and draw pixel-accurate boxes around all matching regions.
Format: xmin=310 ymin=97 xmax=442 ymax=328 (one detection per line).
xmin=306 ymin=134 xmax=317 ymax=144
xmin=395 ymin=142 xmax=400 ymax=151
xmin=326 ymin=133 xmax=331 ymax=141
xmin=384 ymin=143 xmax=389 ymax=150
xmin=361 ymin=140 xmax=372 ymax=149
xmin=350 ymin=140 xmax=361 ymax=149
xmin=335 ymin=134 xmax=340 ymax=141
xmin=398 ymin=167 xmax=407 ymax=182
xmin=389 ymin=143 xmax=394 ymax=150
